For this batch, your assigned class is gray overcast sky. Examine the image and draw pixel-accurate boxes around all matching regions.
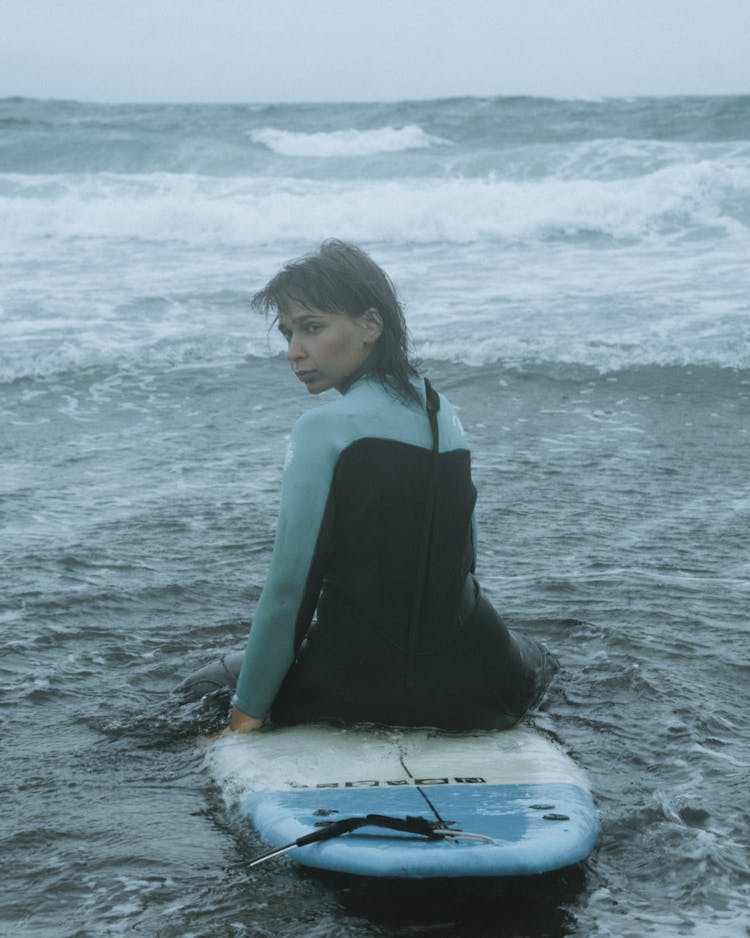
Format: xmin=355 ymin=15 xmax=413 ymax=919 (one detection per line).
xmin=2 ymin=0 xmax=750 ymax=102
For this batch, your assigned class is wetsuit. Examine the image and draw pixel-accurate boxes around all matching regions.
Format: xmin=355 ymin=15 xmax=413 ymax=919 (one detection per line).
xmin=233 ymin=376 xmax=557 ymax=730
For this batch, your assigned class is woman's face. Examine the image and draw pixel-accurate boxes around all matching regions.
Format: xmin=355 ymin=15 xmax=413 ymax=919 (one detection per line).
xmin=278 ymin=304 xmax=382 ymax=394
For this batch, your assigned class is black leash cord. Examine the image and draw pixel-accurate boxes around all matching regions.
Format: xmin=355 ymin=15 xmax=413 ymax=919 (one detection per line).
xmin=248 ymin=812 xmax=493 ymax=868
xmin=248 ymin=813 xmax=437 ymax=868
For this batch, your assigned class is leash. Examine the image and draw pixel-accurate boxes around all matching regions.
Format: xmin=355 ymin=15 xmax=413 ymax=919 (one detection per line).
xmin=248 ymin=812 xmax=493 ymax=868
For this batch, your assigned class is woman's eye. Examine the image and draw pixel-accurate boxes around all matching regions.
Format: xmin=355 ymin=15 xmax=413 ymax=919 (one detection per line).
xmin=304 ymin=322 xmax=323 ymax=333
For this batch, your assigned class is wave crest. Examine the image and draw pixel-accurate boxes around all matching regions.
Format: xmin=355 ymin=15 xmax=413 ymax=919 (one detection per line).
xmin=2 ymin=160 xmax=748 ymax=247
xmin=250 ymin=124 xmax=439 ymax=157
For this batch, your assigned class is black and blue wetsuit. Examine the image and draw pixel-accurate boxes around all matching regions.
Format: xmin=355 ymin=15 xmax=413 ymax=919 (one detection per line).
xmin=232 ymin=376 xmax=557 ymax=730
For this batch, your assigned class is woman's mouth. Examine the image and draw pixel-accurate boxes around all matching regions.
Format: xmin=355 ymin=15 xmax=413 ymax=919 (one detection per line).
xmin=294 ymin=369 xmax=317 ymax=384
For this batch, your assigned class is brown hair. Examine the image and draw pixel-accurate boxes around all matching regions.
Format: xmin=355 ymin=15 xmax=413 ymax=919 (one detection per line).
xmin=252 ymin=240 xmax=420 ymax=400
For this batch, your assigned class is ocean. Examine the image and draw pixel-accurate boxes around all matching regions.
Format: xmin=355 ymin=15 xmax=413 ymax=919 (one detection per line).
xmin=1 ymin=94 xmax=748 ymax=937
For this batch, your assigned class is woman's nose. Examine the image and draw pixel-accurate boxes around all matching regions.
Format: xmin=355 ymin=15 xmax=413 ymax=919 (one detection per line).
xmin=286 ymin=334 xmax=305 ymax=361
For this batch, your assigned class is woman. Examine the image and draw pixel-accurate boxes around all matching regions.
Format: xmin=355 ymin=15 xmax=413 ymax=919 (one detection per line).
xmin=227 ymin=240 xmax=557 ymax=734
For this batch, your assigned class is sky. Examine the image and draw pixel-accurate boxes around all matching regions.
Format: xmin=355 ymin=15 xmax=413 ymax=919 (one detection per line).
xmin=2 ymin=0 xmax=750 ymax=103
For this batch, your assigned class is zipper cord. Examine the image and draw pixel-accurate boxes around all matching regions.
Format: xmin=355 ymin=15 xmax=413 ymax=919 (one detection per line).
xmin=405 ymin=378 xmax=440 ymax=689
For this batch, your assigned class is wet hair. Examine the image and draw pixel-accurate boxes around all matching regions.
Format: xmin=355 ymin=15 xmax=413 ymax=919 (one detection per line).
xmin=252 ymin=239 xmax=420 ymax=400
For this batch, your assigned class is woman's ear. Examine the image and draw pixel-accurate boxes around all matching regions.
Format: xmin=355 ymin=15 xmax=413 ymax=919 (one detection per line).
xmin=362 ymin=307 xmax=384 ymax=344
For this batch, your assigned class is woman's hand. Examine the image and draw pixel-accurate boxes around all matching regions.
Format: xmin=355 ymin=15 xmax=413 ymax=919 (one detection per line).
xmin=202 ymin=706 xmax=263 ymax=743
xmin=228 ymin=706 xmax=263 ymax=733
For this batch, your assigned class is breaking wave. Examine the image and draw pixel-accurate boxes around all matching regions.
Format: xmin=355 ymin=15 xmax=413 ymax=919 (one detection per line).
xmin=250 ymin=124 xmax=439 ymax=158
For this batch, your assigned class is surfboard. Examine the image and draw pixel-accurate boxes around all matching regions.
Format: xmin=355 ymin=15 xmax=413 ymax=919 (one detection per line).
xmin=211 ymin=722 xmax=599 ymax=878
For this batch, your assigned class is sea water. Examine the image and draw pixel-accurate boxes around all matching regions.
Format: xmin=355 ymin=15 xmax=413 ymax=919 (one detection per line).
xmin=1 ymin=95 xmax=748 ymax=937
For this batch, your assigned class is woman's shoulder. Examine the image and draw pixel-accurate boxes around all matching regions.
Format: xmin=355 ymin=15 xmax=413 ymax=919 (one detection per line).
xmin=291 ymin=377 xmax=468 ymax=456
xmin=290 ymin=392 xmax=365 ymax=453
xmin=292 ymin=379 xmax=411 ymax=443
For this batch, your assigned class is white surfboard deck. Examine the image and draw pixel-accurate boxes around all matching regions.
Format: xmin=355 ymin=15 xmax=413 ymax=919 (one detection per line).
xmin=209 ymin=723 xmax=599 ymax=879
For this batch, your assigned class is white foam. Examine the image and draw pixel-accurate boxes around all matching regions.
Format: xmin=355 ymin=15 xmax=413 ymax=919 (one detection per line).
xmin=1 ymin=156 xmax=747 ymax=248
xmin=250 ymin=124 xmax=439 ymax=157
xmin=204 ymin=726 xmax=405 ymax=806
xmin=2 ymin=150 xmax=749 ymax=379
xmin=204 ymin=723 xmax=589 ymax=809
